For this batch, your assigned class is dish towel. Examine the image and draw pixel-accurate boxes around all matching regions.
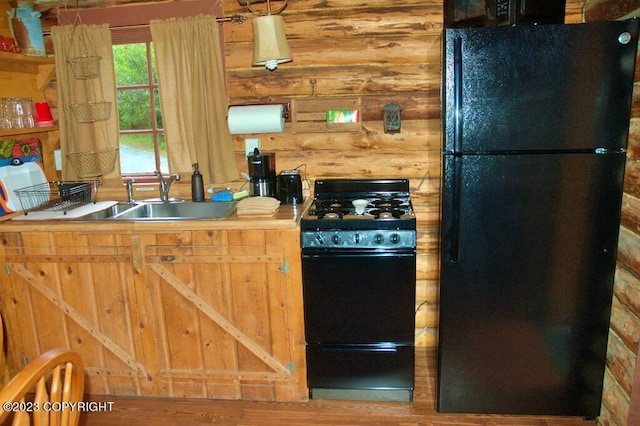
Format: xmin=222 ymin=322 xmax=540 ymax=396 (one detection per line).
xmin=236 ymin=196 xmax=281 ymax=216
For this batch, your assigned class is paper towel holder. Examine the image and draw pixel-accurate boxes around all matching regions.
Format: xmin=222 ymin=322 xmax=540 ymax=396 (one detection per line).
xmin=229 ymin=103 xmax=289 ymax=118
xmin=227 ymin=104 xmax=288 ymax=134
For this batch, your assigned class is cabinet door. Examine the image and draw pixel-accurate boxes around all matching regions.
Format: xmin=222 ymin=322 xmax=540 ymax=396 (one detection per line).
xmin=0 ymin=229 xmax=306 ymax=402
xmin=138 ymin=229 xmax=306 ymax=402
xmin=0 ymin=231 xmax=149 ymax=395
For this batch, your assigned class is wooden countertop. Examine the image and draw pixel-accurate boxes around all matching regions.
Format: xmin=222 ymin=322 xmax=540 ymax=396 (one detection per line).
xmin=0 ymin=200 xmax=309 ymax=232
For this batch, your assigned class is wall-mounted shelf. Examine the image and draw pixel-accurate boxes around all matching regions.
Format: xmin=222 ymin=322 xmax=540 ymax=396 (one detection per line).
xmin=0 ymin=124 xmax=58 ymax=139
xmin=291 ymin=97 xmax=362 ymax=133
xmin=0 ymin=51 xmax=56 ymax=91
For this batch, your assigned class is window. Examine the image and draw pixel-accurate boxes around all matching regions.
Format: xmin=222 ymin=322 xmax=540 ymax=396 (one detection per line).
xmin=113 ymin=41 xmax=168 ymax=178
xmin=57 ymin=0 xmax=224 ymax=181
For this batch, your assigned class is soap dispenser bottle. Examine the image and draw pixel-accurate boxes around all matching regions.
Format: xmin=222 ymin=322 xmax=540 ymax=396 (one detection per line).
xmin=191 ymin=162 xmax=204 ymax=202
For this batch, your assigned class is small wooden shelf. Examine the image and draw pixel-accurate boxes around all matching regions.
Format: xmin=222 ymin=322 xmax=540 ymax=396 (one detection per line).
xmin=0 ymin=124 xmax=59 ymax=139
xmin=0 ymin=51 xmax=56 ymax=91
xmin=291 ymin=97 xmax=362 ymax=133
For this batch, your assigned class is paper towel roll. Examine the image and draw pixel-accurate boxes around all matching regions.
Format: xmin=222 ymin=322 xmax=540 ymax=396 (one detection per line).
xmin=228 ymin=104 xmax=285 ymax=134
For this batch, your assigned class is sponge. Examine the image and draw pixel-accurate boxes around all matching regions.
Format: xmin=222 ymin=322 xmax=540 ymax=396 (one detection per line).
xmin=232 ymin=190 xmax=250 ymax=200
xmin=211 ymin=190 xmax=233 ymax=202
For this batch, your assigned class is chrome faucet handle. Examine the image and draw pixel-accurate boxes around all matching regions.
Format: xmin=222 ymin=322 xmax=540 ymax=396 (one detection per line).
xmin=155 ymin=172 xmax=181 ymax=201
xmin=126 ymin=178 xmax=136 ymax=203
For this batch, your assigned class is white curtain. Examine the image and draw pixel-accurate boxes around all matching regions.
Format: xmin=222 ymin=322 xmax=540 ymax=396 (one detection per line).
xmin=50 ymin=23 xmax=121 ymax=184
xmin=151 ymin=15 xmax=238 ymax=184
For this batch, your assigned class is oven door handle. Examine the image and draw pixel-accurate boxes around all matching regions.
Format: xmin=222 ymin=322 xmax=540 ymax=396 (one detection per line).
xmin=321 ymin=343 xmax=398 ymax=353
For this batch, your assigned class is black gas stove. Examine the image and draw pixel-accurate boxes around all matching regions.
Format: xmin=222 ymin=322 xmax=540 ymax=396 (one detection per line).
xmin=301 ymin=179 xmax=416 ymax=250
xmin=301 ymin=179 xmax=417 ymax=402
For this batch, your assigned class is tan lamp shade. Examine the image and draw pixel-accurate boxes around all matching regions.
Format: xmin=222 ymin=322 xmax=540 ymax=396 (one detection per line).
xmin=252 ymin=15 xmax=292 ymax=70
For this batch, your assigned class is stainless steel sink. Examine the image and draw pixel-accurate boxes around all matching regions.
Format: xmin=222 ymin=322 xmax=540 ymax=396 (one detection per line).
xmin=78 ymin=201 xmax=236 ymax=221
xmin=111 ymin=201 xmax=236 ymax=220
xmin=79 ymin=202 xmax=139 ymax=220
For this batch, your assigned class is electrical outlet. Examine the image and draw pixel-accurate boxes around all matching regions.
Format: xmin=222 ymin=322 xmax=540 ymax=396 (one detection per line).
xmin=245 ymin=139 xmax=260 ymax=156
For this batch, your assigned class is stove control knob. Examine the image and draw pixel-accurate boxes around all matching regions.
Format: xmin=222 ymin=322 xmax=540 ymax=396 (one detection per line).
xmin=332 ymin=234 xmax=342 ymax=245
xmin=315 ymin=234 xmax=325 ymax=245
xmin=353 ymin=233 xmax=361 ymax=244
xmin=374 ymin=234 xmax=384 ymax=244
xmin=390 ymin=233 xmax=400 ymax=244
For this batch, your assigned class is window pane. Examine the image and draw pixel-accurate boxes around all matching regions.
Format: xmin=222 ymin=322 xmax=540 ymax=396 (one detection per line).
xmin=119 ymin=133 xmax=158 ymax=174
xmin=118 ymin=89 xmax=151 ymax=130
xmin=113 ymin=43 xmax=149 ymax=86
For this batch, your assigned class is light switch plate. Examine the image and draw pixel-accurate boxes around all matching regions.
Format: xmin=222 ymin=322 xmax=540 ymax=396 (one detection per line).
xmin=54 ymin=150 xmax=62 ymax=170
xmin=245 ymin=138 xmax=260 ymax=156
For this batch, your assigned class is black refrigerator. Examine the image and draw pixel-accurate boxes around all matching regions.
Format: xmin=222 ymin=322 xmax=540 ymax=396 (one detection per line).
xmin=438 ymin=21 xmax=639 ymax=417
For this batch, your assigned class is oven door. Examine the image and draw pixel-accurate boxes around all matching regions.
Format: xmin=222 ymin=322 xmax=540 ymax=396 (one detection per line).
xmin=302 ymin=249 xmax=416 ymax=343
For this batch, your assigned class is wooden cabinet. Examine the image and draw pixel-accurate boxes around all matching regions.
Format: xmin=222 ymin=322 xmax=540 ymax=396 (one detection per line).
xmin=0 ymin=228 xmax=307 ymax=402
xmin=0 ymin=52 xmax=59 ymax=180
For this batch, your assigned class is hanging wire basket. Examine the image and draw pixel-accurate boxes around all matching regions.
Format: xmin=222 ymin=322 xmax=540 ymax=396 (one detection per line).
xmin=69 ymin=101 xmax=112 ymax=123
xmin=65 ymin=12 xmax=102 ymax=80
xmin=66 ymin=55 xmax=102 ymax=79
xmin=67 ymin=147 xmax=119 ymax=178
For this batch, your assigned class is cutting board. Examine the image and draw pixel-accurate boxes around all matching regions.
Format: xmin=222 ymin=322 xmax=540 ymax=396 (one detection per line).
xmin=0 ymin=162 xmax=48 ymax=213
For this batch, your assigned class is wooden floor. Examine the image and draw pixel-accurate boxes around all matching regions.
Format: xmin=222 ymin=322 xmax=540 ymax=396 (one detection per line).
xmin=79 ymin=348 xmax=596 ymax=426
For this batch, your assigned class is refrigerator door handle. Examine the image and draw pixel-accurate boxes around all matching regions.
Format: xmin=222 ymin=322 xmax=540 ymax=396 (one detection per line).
xmin=453 ymin=36 xmax=463 ymax=154
xmin=448 ymin=156 xmax=462 ymax=263
xmin=321 ymin=343 xmax=398 ymax=353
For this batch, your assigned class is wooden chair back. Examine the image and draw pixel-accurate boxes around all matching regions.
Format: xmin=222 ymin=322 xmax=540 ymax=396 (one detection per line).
xmin=0 ymin=348 xmax=85 ymax=426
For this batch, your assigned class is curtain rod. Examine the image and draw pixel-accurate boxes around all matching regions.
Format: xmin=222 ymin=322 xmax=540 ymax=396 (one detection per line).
xmin=43 ymin=13 xmax=247 ymax=35
xmin=109 ymin=13 xmax=247 ymax=29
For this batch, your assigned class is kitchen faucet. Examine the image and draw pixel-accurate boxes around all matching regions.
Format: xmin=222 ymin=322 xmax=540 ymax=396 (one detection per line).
xmin=154 ymin=170 xmax=180 ymax=202
xmin=126 ymin=178 xmax=135 ymax=203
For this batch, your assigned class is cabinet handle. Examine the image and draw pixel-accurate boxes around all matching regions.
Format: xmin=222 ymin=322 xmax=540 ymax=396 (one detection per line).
xmin=160 ymin=255 xmax=176 ymax=262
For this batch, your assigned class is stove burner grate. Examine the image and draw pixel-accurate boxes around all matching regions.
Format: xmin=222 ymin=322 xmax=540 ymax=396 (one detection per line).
xmin=371 ymin=198 xmax=403 ymax=209
xmin=316 ymin=209 xmax=346 ymax=219
xmin=369 ymin=208 xmax=405 ymax=219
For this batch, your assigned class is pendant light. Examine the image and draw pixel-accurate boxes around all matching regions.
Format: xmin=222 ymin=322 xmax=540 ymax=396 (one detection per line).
xmin=247 ymin=0 xmax=292 ymax=71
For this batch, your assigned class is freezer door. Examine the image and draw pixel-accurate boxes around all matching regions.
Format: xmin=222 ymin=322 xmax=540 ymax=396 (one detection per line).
xmin=442 ymin=21 xmax=639 ymax=153
xmin=437 ymin=152 xmax=625 ymax=416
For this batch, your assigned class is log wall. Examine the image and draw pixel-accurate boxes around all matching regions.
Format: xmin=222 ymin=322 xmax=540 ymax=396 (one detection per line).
xmin=22 ymin=0 xmax=640 ymax=421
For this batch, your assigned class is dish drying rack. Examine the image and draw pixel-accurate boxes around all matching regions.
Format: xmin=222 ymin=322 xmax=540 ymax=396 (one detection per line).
xmin=14 ymin=181 xmax=99 ymax=215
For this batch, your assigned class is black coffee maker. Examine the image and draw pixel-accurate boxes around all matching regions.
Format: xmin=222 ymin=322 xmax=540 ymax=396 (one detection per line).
xmin=277 ymin=170 xmax=303 ymax=205
xmin=247 ymin=148 xmax=276 ymax=197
